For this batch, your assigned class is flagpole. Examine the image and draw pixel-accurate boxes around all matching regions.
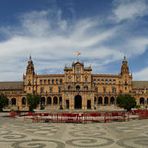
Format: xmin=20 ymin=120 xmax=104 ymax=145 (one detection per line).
xmin=74 ymin=51 xmax=81 ymax=62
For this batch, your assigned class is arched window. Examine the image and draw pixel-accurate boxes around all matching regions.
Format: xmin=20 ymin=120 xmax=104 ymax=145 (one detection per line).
xmin=76 ymin=85 xmax=80 ymax=91
xmin=53 ymin=96 xmax=58 ymax=104
xmin=59 ymin=97 xmax=62 ymax=104
xmin=68 ymin=85 xmax=71 ymax=90
xmin=47 ymin=97 xmax=52 ymax=105
xmin=44 ymin=79 xmax=46 ymax=84
xmin=94 ymin=97 xmax=97 ymax=104
xmin=22 ymin=97 xmax=26 ymax=105
xmin=48 ymin=79 xmax=50 ymax=84
xmin=98 ymin=97 xmax=102 ymax=104
xmin=60 ymin=79 xmax=63 ymax=84
xmin=56 ymin=79 xmax=58 ymax=84
xmin=104 ymin=97 xmax=109 ymax=105
xmin=58 ymin=87 xmax=61 ymax=92
xmin=110 ymin=97 xmax=115 ymax=104
xmin=11 ymin=98 xmax=16 ymax=105
xmin=112 ymin=87 xmax=116 ymax=93
xmin=52 ymin=79 xmax=54 ymax=84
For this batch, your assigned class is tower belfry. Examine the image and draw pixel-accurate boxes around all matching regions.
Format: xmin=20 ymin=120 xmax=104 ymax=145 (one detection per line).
xmin=26 ymin=56 xmax=35 ymax=75
xmin=121 ymin=56 xmax=129 ymax=75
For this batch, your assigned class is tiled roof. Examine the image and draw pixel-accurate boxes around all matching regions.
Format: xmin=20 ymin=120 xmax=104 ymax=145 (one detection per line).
xmin=132 ymin=81 xmax=148 ymax=89
xmin=0 ymin=81 xmax=23 ymax=90
xmin=92 ymin=74 xmax=119 ymax=77
xmin=37 ymin=74 xmax=64 ymax=78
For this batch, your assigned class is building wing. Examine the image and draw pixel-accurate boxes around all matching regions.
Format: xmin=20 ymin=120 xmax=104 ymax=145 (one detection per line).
xmin=132 ymin=81 xmax=148 ymax=89
xmin=0 ymin=81 xmax=23 ymax=91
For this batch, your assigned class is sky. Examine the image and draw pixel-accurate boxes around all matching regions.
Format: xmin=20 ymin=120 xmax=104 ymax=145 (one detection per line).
xmin=0 ymin=0 xmax=148 ymax=81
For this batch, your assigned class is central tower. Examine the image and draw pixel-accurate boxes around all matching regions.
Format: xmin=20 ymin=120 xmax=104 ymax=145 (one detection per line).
xmin=63 ymin=61 xmax=94 ymax=110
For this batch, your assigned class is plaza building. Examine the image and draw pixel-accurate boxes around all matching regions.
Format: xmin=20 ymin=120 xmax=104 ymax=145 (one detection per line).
xmin=0 ymin=56 xmax=148 ymax=111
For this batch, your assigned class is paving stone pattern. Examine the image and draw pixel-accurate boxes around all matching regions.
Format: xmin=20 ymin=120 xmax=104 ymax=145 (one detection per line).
xmin=0 ymin=117 xmax=148 ymax=148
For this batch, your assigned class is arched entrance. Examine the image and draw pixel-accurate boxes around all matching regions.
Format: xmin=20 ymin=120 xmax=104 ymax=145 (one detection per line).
xmin=87 ymin=100 xmax=91 ymax=109
xmin=140 ymin=97 xmax=145 ymax=105
xmin=74 ymin=95 xmax=82 ymax=109
xmin=11 ymin=98 xmax=16 ymax=105
xmin=98 ymin=97 xmax=103 ymax=105
xmin=110 ymin=97 xmax=115 ymax=105
xmin=40 ymin=97 xmax=45 ymax=105
xmin=104 ymin=97 xmax=109 ymax=105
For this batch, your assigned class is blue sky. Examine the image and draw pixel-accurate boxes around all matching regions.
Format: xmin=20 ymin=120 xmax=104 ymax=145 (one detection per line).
xmin=0 ymin=0 xmax=148 ymax=81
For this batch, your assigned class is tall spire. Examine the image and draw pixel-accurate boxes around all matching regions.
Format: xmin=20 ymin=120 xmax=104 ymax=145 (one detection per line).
xmin=29 ymin=55 xmax=32 ymax=61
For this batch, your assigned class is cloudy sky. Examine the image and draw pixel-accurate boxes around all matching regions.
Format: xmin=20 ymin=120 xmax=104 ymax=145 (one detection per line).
xmin=0 ymin=0 xmax=148 ymax=81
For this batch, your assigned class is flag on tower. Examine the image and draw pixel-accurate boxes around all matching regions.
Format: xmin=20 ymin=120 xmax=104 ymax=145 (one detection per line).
xmin=74 ymin=51 xmax=81 ymax=56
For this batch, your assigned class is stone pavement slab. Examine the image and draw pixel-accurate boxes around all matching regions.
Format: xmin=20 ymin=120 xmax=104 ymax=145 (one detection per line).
xmin=0 ymin=117 xmax=148 ymax=148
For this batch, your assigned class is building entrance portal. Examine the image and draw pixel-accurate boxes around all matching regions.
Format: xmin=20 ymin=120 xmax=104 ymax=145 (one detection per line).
xmin=87 ymin=100 xmax=91 ymax=109
xmin=74 ymin=95 xmax=82 ymax=109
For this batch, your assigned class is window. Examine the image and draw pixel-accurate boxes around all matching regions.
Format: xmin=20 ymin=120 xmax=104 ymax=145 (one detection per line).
xmin=48 ymin=79 xmax=50 ymax=84
xmin=103 ymin=86 xmax=106 ymax=93
xmin=22 ymin=97 xmax=26 ymax=105
xmin=76 ymin=85 xmax=80 ymax=91
xmin=59 ymin=97 xmax=62 ymax=104
xmin=40 ymin=87 xmax=44 ymax=93
xmin=49 ymin=87 xmax=52 ymax=93
xmin=85 ymin=76 xmax=88 ymax=82
xmin=58 ymin=87 xmax=61 ymax=93
xmin=76 ymin=66 xmax=81 ymax=74
xmin=28 ymin=80 xmax=31 ymax=85
xmin=68 ymin=85 xmax=71 ymax=90
xmin=47 ymin=97 xmax=52 ymax=105
xmin=112 ymin=87 xmax=116 ymax=93
xmin=52 ymin=79 xmax=54 ymax=84
xmin=94 ymin=79 xmax=96 ymax=84
xmin=11 ymin=98 xmax=16 ymax=105
xmin=53 ymin=96 xmax=58 ymax=104
xmin=60 ymin=79 xmax=63 ymax=84
xmin=40 ymin=80 xmax=42 ymax=85
xmin=56 ymin=79 xmax=58 ymax=84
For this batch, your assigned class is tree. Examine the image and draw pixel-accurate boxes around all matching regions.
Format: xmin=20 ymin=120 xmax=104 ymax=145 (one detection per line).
xmin=0 ymin=93 xmax=8 ymax=112
xmin=116 ymin=94 xmax=136 ymax=111
xmin=27 ymin=94 xmax=40 ymax=112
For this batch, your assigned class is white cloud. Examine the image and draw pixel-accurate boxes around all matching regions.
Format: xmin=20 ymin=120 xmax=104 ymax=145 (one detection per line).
xmin=0 ymin=9 xmax=123 ymax=81
xmin=134 ymin=67 xmax=148 ymax=80
xmin=112 ymin=0 xmax=148 ymax=22
xmin=0 ymin=7 xmax=148 ymax=81
xmin=112 ymin=37 xmax=148 ymax=58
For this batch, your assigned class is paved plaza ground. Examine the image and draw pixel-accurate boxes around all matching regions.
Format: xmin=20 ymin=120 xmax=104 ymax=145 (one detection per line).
xmin=0 ymin=116 xmax=148 ymax=148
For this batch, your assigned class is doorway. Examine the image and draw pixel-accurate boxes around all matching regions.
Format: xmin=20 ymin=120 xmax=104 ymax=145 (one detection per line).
xmin=74 ymin=95 xmax=82 ymax=109
xmin=66 ymin=100 xmax=69 ymax=109
xmin=87 ymin=100 xmax=91 ymax=109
